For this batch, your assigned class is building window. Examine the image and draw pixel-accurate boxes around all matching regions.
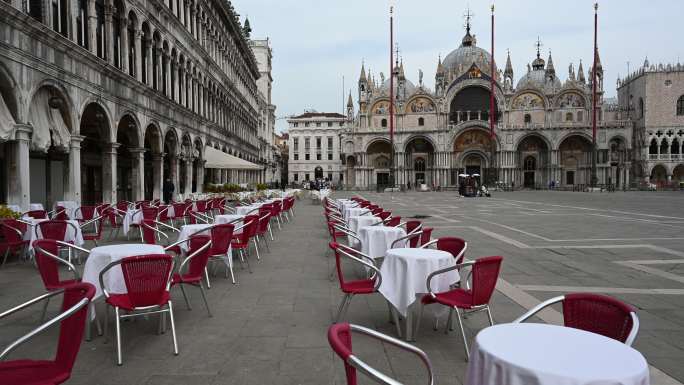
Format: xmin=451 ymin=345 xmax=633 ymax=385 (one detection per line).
xmin=293 ymin=122 xmax=298 ymax=127
xmin=327 ymin=137 xmax=333 ymax=151
xmin=327 ymin=122 xmax=333 ymax=127
xmin=316 ymin=137 xmax=321 ymax=149
xmin=328 ymin=153 xmax=333 ymax=160
xmin=524 ymin=114 xmax=531 ymax=124
xmin=565 ymin=112 xmax=573 ymax=122
xmin=381 ymin=119 xmax=387 ymax=127
xmin=305 ymin=173 xmax=310 ymax=181
xmin=304 ymin=122 xmax=309 ymax=127
xmin=305 ymin=154 xmax=310 ymax=160
xmin=293 ymin=153 xmax=299 ymax=160
xmin=577 ymin=111 xmax=583 ymax=122
xmin=316 ymin=122 xmax=321 ymax=127
xmin=293 ymin=173 xmax=299 ymax=181
xmin=304 ymin=138 xmax=310 ymax=150
xmin=293 ymin=138 xmax=299 ymax=151
xmin=677 ymin=95 xmax=684 ymax=115
xmin=327 ymin=173 xmax=333 ymax=181
xmin=639 ymin=98 xmax=644 ymax=118
xmin=339 ymin=122 xmax=344 ymax=127
xmin=339 ymin=173 xmax=344 ymax=182
xmin=316 ymin=153 xmax=321 ymax=160
xmin=418 ymin=117 xmax=425 ymax=126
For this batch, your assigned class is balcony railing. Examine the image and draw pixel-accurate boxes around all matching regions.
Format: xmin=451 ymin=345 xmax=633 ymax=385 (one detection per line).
xmin=648 ymin=154 xmax=682 ymax=161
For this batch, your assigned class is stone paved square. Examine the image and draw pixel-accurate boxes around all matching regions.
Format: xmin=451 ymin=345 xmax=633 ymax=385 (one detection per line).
xmin=0 ymin=190 xmax=682 ymax=384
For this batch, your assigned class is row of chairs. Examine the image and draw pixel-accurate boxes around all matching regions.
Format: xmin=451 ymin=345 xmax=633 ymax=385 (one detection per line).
xmin=323 ymin=195 xmax=641 ymax=384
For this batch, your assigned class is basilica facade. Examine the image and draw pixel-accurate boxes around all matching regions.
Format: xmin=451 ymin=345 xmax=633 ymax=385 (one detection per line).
xmin=341 ymin=23 xmax=634 ymax=190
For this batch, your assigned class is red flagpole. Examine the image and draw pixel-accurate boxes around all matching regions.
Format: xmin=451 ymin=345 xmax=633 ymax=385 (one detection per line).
xmin=490 ymin=5 xmax=495 ymax=139
xmin=389 ymin=6 xmax=395 ymax=187
xmin=591 ymin=3 xmax=598 ymax=187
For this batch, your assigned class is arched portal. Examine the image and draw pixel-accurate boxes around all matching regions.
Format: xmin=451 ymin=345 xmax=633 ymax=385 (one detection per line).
xmin=650 ymin=165 xmax=667 ymax=185
xmin=366 ymin=140 xmax=392 ymax=187
xmin=559 ymin=135 xmax=592 ymax=186
xmin=144 ymin=124 xmax=162 ymax=200
xmin=516 ymin=135 xmax=549 ymax=189
xmin=179 ymin=134 xmax=192 ymax=194
xmin=452 ymin=129 xmax=494 ymax=185
xmin=314 ymin=166 xmax=323 ymax=180
xmin=116 ymin=115 xmax=140 ymax=201
xmin=450 ymin=86 xmax=498 ymax=124
xmin=673 ymin=164 xmax=684 ymax=184
xmin=192 ymin=137 xmax=203 ymax=192
xmin=163 ymin=129 xmax=179 ymax=197
xmin=27 ymin=85 xmax=73 ymax=207
xmin=609 ymin=137 xmax=628 ymax=189
xmin=79 ymin=103 xmax=110 ymax=204
xmin=405 ymin=137 xmax=434 ymax=186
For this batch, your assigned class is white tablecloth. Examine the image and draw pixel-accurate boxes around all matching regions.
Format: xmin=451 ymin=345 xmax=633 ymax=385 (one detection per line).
xmin=24 ymin=219 xmax=84 ymax=251
xmin=235 ymin=205 xmax=262 ymax=216
xmin=122 ymin=209 xmax=143 ymax=234
xmin=466 ymin=323 xmax=650 ymax=385
xmin=176 ymin=224 xmax=214 ymax=252
xmin=82 ymin=244 xmax=166 ymax=300
xmin=215 ymin=214 xmax=245 ymax=234
xmin=53 ymin=201 xmax=78 ymax=218
xmin=344 ymin=207 xmax=370 ymax=221
xmin=6 ymin=204 xmax=22 ymax=213
xmin=347 ymin=215 xmax=381 ymax=247
xmin=358 ymin=226 xmax=407 ymax=259
xmin=29 ymin=203 xmax=44 ymax=211
xmin=379 ymin=248 xmax=459 ymax=317
xmin=311 ymin=189 xmax=331 ymax=201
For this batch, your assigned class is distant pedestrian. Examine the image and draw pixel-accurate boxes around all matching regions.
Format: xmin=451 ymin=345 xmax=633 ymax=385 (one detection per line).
xmin=163 ymin=178 xmax=174 ymax=203
xmin=407 ymin=181 xmax=411 ymax=190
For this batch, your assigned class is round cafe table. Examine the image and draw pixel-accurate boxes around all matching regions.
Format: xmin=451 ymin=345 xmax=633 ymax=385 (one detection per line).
xmin=176 ymin=224 xmax=214 ymax=252
xmin=357 ymin=225 xmax=406 ymax=259
xmin=215 ymin=214 xmax=245 ymax=234
xmin=344 ymin=207 xmax=370 ymax=222
xmin=235 ymin=205 xmax=261 ymax=216
xmin=82 ymin=244 xmax=166 ymax=300
xmin=465 ymin=323 xmax=650 ymax=385
xmin=24 ymin=219 xmax=84 ymax=252
xmin=347 ymin=215 xmax=381 ymax=248
xmin=379 ymin=248 xmax=459 ymax=341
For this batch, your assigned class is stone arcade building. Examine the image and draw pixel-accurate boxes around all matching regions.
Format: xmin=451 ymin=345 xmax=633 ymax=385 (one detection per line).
xmin=0 ymin=0 xmax=268 ymax=209
xmin=341 ymin=21 xmax=638 ymax=190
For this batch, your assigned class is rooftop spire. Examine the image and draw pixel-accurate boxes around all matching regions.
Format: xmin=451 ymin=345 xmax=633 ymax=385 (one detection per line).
xmin=546 ymin=50 xmax=555 ymax=75
xmin=436 ymin=54 xmax=446 ymax=75
xmin=535 ymin=37 xmax=542 ymax=59
xmin=359 ymin=61 xmax=367 ymax=82
xmin=461 ymin=8 xmax=475 ymax=47
xmin=347 ymin=91 xmax=353 ymax=107
xmin=504 ymin=49 xmax=514 ymax=77
xmin=578 ymin=60 xmax=586 ymax=83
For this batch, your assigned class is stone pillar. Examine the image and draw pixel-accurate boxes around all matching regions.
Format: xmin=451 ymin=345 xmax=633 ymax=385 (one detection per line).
xmin=104 ymin=4 xmax=114 ymax=64
xmin=145 ymin=39 xmax=153 ymax=86
xmin=153 ymin=154 xmax=163 ymax=200
xmin=8 ymin=125 xmax=31 ymax=210
xmin=129 ymin=148 xmax=146 ymax=201
xmin=178 ymin=67 xmax=184 ymax=105
xmin=185 ymin=72 xmax=191 ymax=108
xmin=134 ymin=30 xmax=142 ymax=82
xmin=103 ymin=143 xmax=120 ymax=204
xmin=197 ymin=161 xmax=204 ymax=193
xmin=164 ymin=54 xmax=171 ymax=98
xmin=87 ymin=0 xmax=97 ymax=55
xmin=184 ymin=158 xmax=193 ymax=194
xmin=156 ymin=47 xmax=163 ymax=92
xmin=66 ymin=135 xmax=85 ymax=204
xmin=172 ymin=156 xmax=180 ymax=198
xmin=173 ymin=59 xmax=180 ymax=102
xmin=185 ymin=0 xmax=191 ymax=31
xmin=198 ymin=84 xmax=203 ymax=116
xmin=120 ymin=18 xmax=129 ymax=73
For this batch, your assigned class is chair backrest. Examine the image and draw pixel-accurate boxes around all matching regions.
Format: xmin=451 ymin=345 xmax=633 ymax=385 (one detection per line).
xmin=77 ymin=206 xmax=96 ymax=221
xmin=37 ymin=220 xmax=68 ymax=241
xmin=562 ymin=293 xmax=636 ymax=344
xmin=1 ymin=219 xmax=27 ymax=243
xmin=54 ymin=206 xmax=69 ymax=220
xmin=328 ymin=323 xmax=357 ymax=385
xmin=116 ymin=201 xmax=129 ymax=213
xmin=243 ymin=215 xmax=259 ymax=238
xmin=141 ymin=219 xmax=158 ymax=245
xmin=209 ymin=223 xmax=234 ymax=255
xmin=376 ymin=211 xmax=391 ymax=220
xmin=120 ymin=254 xmax=173 ymax=307
xmin=158 ymin=205 xmax=170 ymax=222
xmin=55 ymin=283 xmax=96 ymax=373
xmin=436 ymin=237 xmax=467 ymax=264
xmin=406 ymin=220 xmax=422 ymax=235
xmin=33 ymin=239 xmax=72 ymax=290
xmin=385 ymin=216 xmax=401 ymax=227
xmin=172 ymin=203 xmax=186 ymax=219
xmin=420 ymin=228 xmax=433 ymax=247
xmin=25 ymin=210 xmax=48 ymax=219
xmin=184 ymin=235 xmax=212 ymax=281
xmin=141 ymin=207 xmax=159 ymax=221
xmin=257 ymin=212 xmax=271 ymax=234
xmin=196 ymin=200 xmax=207 ymax=212
xmin=470 ymin=256 xmax=503 ymax=306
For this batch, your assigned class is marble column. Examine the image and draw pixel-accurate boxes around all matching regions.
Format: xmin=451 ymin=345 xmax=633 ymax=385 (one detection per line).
xmin=184 ymin=158 xmax=193 ymax=194
xmin=156 ymin=47 xmax=163 ymax=92
xmin=120 ymin=18 xmax=129 ymax=73
xmin=145 ymin=39 xmax=153 ymax=86
xmin=129 ymin=148 xmax=146 ymax=201
xmin=66 ymin=135 xmax=85 ymax=204
xmin=173 ymin=59 xmax=180 ymax=102
xmin=87 ymin=0 xmax=97 ymax=55
xmin=104 ymin=4 xmax=114 ymax=64
xmin=103 ymin=143 xmax=120 ymax=204
xmin=172 ymin=156 xmax=180 ymax=198
xmin=197 ymin=161 xmax=204 ymax=193
xmin=8 ymin=125 xmax=31 ymax=210
xmin=153 ymin=154 xmax=163 ymax=200
xmin=134 ymin=30 xmax=142 ymax=82
xmin=164 ymin=54 xmax=171 ymax=98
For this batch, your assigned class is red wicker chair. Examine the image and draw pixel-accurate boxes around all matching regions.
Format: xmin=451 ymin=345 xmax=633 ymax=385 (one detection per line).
xmin=329 ymin=242 xmax=382 ymax=323
xmin=0 ymin=219 xmax=29 ymax=266
xmin=422 ymin=237 xmax=467 ymax=264
xmin=172 ymin=235 xmax=213 ymax=316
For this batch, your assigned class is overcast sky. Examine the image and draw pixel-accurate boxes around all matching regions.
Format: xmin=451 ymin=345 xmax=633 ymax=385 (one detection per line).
xmin=232 ymin=0 xmax=684 ymax=133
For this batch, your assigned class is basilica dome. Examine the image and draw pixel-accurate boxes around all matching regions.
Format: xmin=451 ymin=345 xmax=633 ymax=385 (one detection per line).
xmin=380 ymin=76 xmax=417 ymax=97
xmin=442 ymin=30 xmax=494 ymax=77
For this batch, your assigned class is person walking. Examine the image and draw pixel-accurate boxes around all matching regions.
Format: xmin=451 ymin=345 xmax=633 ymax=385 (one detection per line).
xmin=163 ymin=178 xmax=174 ymax=204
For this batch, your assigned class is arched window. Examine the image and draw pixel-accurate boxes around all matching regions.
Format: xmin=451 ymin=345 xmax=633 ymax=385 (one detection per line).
xmin=577 ymin=111 xmax=583 ymax=122
xmin=524 ymin=114 xmax=531 ymax=124
xmin=418 ymin=117 xmax=424 ymax=126
xmin=414 ymin=158 xmax=426 ymax=172
xmin=565 ymin=112 xmax=573 ymax=122
xmin=639 ymin=98 xmax=644 ymax=118
xmin=381 ymin=119 xmax=387 ymax=127
xmin=677 ymin=95 xmax=684 ymax=116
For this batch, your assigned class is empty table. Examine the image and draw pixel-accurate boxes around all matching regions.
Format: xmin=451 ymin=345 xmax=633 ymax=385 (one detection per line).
xmin=176 ymin=224 xmax=214 ymax=252
xmin=235 ymin=205 xmax=261 ymax=216
xmin=53 ymin=201 xmax=78 ymax=218
xmin=379 ymin=247 xmax=459 ymax=340
xmin=25 ymin=219 xmax=84 ymax=251
xmin=347 ymin=215 xmax=381 ymax=248
xmin=357 ymin=225 xmax=406 ymax=259
xmin=215 ymin=214 xmax=245 ymax=234
xmin=29 ymin=203 xmax=44 ymax=211
xmin=344 ymin=207 xmax=370 ymax=222
xmin=466 ymin=323 xmax=650 ymax=385
xmin=122 ymin=209 xmax=143 ymax=235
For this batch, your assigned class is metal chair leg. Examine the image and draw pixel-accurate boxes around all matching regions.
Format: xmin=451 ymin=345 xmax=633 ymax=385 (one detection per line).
xmin=486 ymin=307 xmax=495 ymax=326
xmin=168 ymin=301 xmax=179 ymax=356
xmin=268 ymin=223 xmax=274 ymax=241
xmin=445 ymin=307 xmax=454 ymax=334
xmin=334 ymin=294 xmax=350 ymax=323
xmin=39 ymin=296 xmax=51 ymax=323
xmin=115 ymin=307 xmax=123 ymax=366
xmin=179 ymin=284 xmax=191 ymax=310
xmin=253 ymin=239 xmax=260 ymax=260
xmin=198 ymin=284 xmax=212 ymax=317
xmin=453 ymin=307 xmax=470 ymax=360
xmin=205 ymin=267 xmax=211 ymax=289
xmin=241 ymin=250 xmax=252 ymax=273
